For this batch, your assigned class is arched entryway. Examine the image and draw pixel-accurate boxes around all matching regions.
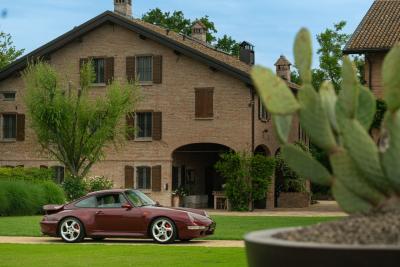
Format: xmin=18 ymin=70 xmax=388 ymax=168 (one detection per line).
xmin=254 ymin=145 xmax=272 ymax=157
xmin=171 ymin=143 xmax=233 ymax=208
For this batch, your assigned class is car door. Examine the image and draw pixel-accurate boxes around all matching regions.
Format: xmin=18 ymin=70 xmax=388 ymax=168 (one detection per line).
xmin=94 ymin=193 xmax=144 ymax=234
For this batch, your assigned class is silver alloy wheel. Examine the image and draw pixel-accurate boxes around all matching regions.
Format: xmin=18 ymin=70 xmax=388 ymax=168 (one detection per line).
xmin=60 ymin=218 xmax=81 ymax=242
xmin=152 ymin=218 xmax=174 ymax=243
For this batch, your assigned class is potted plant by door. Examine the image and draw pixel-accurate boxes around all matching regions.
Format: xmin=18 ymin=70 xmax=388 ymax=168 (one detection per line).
xmin=171 ymin=187 xmax=187 ymax=207
xmin=245 ymin=28 xmax=400 ymax=267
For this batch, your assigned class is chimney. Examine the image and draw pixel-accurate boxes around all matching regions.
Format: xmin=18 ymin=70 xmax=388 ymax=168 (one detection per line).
xmin=191 ymin=21 xmax=207 ymax=43
xmin=114 ymin=0 xmax=132 ymax=17
xmin=239 ymin=41 xmax=255 ymax=65
xmin=275 ymin=55 xmax=291 ymax=81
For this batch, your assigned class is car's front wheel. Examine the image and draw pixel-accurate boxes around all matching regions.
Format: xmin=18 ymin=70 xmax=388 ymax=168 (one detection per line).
xmin=59 ymin=217 xmax=85 ymax=243
xmin=150 ymin=217 xmax=176 ymax=244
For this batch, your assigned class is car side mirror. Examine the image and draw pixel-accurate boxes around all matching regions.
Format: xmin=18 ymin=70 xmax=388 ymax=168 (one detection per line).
xmin=156 ymin=201 xmax=161 ymax=207
xmin=122 ymin=203 xmax=133 ymax=210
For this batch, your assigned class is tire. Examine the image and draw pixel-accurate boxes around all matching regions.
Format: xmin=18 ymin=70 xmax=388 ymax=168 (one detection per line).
xmin=91 ymin=237 xmax=105 ymax=241
xmin=150 ymin=217 xmax=177 ymax=244
xmin=59 ymin=217 xmax=85 ymax=243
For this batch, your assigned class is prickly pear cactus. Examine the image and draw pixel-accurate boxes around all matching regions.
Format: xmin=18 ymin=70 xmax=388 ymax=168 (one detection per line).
xmin=251 ymin=28 xmax=400 ymax=214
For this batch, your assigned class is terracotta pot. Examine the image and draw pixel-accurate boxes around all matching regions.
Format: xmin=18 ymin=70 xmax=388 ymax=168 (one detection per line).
xmin=245 ymin=228 xmax=400 ymax=267
xmin=171 ymin=195 xmax=180 ymax=207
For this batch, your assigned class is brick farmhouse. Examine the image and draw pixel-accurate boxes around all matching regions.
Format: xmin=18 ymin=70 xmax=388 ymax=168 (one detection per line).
xmin=0 ymin=0 xmax=302 ymax=208
xmin=344 ymin=0 xmax=400 ymax=98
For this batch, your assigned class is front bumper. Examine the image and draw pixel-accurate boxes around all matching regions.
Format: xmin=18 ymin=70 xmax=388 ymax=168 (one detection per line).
xmin=180 ymin=221 xmax=216 ymax=240
xmin=40 ymin=221 xmax=59 ymax=237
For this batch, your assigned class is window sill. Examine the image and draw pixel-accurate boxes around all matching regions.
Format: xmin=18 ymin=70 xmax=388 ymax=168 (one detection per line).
xmin=138 ymin=82 xmax=153 ymax=86
xmin=90 ymin=83 xmax=107 ymax=87
xmin=0 ymin=139 xmax=16 ymax=143
xmin=195 ymin=117 xmax=214 ymax=121
xmin=134 ymin=138 xmax=153 ymax=142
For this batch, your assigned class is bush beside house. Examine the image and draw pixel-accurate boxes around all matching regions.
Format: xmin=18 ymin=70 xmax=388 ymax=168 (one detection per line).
xmin=0 ymin=167 xmax=65 ymax=216
xmin=215 ymin=152 xmax=275 ymax=211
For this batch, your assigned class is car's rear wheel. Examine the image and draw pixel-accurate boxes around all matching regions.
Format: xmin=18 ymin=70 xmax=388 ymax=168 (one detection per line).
xmin=150 ymin=217 xmax=176 ymax=244
xmin=59 ymin=217 xmax=85 ymax=243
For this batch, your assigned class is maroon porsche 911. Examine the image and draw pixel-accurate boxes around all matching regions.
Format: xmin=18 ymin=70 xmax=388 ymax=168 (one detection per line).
xmin=40 ymin=189 xmax=215 ymax=244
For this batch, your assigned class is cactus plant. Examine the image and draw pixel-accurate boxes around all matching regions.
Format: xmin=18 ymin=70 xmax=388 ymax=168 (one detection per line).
xmin=251 ymin=28 xmax=400 ymax=214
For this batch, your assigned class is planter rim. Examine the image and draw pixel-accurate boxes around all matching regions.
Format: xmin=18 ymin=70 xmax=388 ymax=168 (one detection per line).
xmin=245 ymin=227 xmax=400 ymax=251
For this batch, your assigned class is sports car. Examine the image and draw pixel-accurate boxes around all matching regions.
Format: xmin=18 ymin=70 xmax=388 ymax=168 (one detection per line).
xmin=40 ymin=189 xmax=215 ymax=244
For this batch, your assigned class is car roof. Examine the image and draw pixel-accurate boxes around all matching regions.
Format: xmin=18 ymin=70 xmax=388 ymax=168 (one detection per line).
xmin=86 ymin=189 xmax=130 ymax=196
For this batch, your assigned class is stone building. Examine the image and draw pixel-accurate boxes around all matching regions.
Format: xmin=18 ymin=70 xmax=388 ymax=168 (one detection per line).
xmin=0 ymin=0 xmax=301 ymax=208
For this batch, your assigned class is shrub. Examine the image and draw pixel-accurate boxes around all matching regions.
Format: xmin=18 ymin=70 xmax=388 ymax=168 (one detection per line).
xmin=86 ymin=176 xmax=114 ymax=193
xmin=215 ymin=152 xmax=275 ymax=211
xmin=62 ymin=176 xmax=87 ymax=201
xmin=41 ymin=181 xmax=66 ymax=204
xmin=0 ymin=167 xmax=53 ymax=183
xmin=0 ymin=180 xmax=65 ymax=216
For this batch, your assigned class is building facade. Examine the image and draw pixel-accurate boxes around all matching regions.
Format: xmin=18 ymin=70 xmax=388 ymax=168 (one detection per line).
xmin=0 ymin=0 xmax=301 ymax=208
xmin=344 ymin=0 xmax=400 ymax=98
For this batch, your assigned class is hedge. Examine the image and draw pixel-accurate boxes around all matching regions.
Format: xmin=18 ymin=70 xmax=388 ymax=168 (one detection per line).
xmin=0 ymin=180 xmax=65 ymax=216
xmin=0 ymin=167 xmax=53 ymax=183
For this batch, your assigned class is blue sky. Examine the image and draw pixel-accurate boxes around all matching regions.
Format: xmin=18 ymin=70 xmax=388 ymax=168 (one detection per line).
xmin=0 ymin=0 xmax=373 ymax=68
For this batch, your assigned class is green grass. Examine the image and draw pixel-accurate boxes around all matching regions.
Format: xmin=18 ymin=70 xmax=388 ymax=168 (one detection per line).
xmin=0 ymin=215 xmax=341 ymax=240
xmin=0 ymin=244 xmax=245 ymax=267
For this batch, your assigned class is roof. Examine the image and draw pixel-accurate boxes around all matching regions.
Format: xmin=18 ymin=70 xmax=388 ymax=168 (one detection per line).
xmin=0 ymin=11 xmax=299 ymax=90
xmin=344 ymin=0 xmax=400 ymax=54
xmin=274 ymin=55 xmax=291 ymax=66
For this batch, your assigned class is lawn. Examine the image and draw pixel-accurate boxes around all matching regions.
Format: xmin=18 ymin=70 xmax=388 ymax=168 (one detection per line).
xmin=0 ymin=215 xmax=340 ymax=240
xmin=0 ymin=244 xmax=245 ymax=267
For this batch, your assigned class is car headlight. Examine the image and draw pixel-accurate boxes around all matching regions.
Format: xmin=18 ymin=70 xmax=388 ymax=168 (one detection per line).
xmin=187 ymin=212 xmax=195 ymax=223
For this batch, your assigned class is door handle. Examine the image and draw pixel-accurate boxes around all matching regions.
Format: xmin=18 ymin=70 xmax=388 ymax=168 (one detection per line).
xmin=96 ymin=211 xmax=104 ymax=215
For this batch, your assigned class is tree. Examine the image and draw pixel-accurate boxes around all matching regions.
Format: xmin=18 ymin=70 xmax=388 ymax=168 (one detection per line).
xmin=0 ymin=31 xmax=24 ymax=70
xmin=23 ymin=61 xmax=140 ymax=180
xmin=291 ymin=21 xmax=362 ymax=92
xmin=315 ymin=21 xmax=350 ymax=92
xmin=142 ymin=8 xmax=240 ymax=56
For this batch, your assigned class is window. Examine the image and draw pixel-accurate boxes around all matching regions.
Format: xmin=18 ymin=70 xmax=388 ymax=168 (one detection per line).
xmin=136 ymin=56 xmax=153 ymax=82
xmin=195 ymin=88 xmax=214 ymax=118
xmin=259 ymin=99 xmax=269 ymax=121
xmin=96 ymin=194 xmax=127 ymax=208
xmin=52 ymin=166 xmax=65 ymax=184
xmin=2 ymin=92 xmax=16 ymax=101
xmin=136 ymin=166 xmax=151 ymax=190
xmin=93 ymin=58 xmax=105 ymax=84
xmin=75 ymin=196 xmax=97 ymax=208
xmin=136 ymin=112 xmax=152 ymax=138
xmin=2 ymin=114 xmax=16 ymax=139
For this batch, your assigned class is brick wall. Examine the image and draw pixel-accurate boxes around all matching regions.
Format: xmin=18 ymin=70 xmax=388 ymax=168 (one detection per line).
xmin=0 ymin=23 xmax=290 ymax=206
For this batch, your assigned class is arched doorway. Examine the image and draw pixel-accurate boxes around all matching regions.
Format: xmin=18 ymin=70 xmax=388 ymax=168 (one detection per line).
xmin=254 ymin=145 xmax=272 ymax=157
xmin=171 ymin=143 xmax=233 ymax=208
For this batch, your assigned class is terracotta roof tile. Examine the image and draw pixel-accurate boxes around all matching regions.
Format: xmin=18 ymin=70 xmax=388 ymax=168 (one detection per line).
xmin=344 ymin=0 xmax=400 ymax=53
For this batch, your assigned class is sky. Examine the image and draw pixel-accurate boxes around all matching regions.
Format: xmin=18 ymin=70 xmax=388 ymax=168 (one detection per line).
xmin=0 ymin=0 xmax=373 ymax=68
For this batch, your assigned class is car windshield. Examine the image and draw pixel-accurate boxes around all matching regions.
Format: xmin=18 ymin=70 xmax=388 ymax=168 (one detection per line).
xmin=125 ymin=190 xmax=156 ymax=207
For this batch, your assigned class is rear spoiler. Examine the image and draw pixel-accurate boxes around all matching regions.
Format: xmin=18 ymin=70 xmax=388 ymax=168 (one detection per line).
xmin=43 ymin=204 xmax=64 ymax=215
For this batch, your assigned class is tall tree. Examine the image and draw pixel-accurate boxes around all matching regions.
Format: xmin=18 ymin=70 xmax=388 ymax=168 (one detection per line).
xmin=142 ymin=8 xmax=240 ymax=56
xmin=0 ymin=31 xmax=24 ymax=70
xmin=291 ymin=21 xmax=364 ymax=92
xmin=23 ymin=61 xmax=140 ymax=179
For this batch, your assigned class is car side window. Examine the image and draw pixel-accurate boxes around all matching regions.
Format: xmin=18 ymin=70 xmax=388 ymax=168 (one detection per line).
xmin=97 ymin=194 xmax=128 ymax=208
xmin=75 ymin=196 xmax=97 ymax=208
